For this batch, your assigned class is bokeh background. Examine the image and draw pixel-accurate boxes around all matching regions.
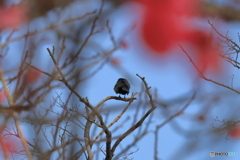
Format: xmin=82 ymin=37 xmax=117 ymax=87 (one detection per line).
xmin=0 ymin=0 xmax=240 ymax=160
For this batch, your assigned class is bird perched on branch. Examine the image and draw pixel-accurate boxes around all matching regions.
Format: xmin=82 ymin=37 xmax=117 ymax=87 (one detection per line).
xmin=114 ymin=78 xmax=130 ymax=98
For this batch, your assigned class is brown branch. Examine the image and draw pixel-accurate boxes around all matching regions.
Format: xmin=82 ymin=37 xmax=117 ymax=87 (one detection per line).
xmin=0 ymin=67 xmax=33 ymax=159
xmin=208 ymin=20 xmax=240 ymax=51
xmin=154 ymin=92 xmax=196 ymax=160
xmin=0 ymin=104 xmax=34 ymax=113
xmin=93 ymin=92 xmax=138 ymax=144
xmin=111 ymin=74 xmax=156 ymax=158
xmin=25 ymin=62 xmax=60 ymax=80
xmin=179 ymin=45 xmax=240 ymax=94
xmin=73 ymin=0 xmax=105 ymax=60
xmin=0 ymin=10 xmax=97 ymax=49
xmin=201 ymin=1 xmax=240 ymax=22
xmin=95 ymin=95 xmax=137 ymax=109
xmin=47 ymin=47 xmax=93 ymax=105
xmin=47 ymin=46 xmax=104 ymax=160
xmin=106 ymin=20 xmax=117 ymax=48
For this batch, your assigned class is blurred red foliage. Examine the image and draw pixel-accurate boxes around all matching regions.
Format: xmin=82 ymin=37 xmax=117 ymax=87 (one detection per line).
xmin=228 ymin=126 xmax=240 ymax=138
xmin=0 ymin=5 xmax=28 ymax=30
xmin=138 ymin=0 xmax=199 ymax=52
xmin=0 ymin=136 xmax=19 ymax=154
xmin=131 ymin=0 xmax=221 ymax=73
xmin=0 ymin=91 xmax=5 ymax=102
xmin=186 ymin=30 xmax=221 ymax=72
xmin=111 ymin=58 xmax=121 ymax=66
xmin=2 ymin=140 xmax=14 ymax=153
xmin=120 ymin=40 xmax=129 ymax=49
xmin=24 ymin=69 xmax=41 ymax=83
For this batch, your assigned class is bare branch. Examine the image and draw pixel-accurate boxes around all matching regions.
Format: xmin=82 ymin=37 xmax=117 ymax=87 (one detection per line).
xmin=180 ymin=45 xmax=240 ymax=94
xmin=0 ymin=67 xmax=33 ymax=159
xmin=111 ymin=74 xmax=156 ymax=158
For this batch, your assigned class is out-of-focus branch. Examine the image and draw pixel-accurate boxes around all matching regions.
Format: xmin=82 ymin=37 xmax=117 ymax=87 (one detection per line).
xmin=0 ymin=104 xmax=34 ymax=113
xmin=47 ymin=47 xmax=94 ymax=106
xmin=25 ymin=62 xmax=60 ymax=80
xmin=106 ymin=20 xmax=117 ymax=48
xmin=0 ymin=118 xmax=11 ymax=160
xmin=0 ymin=10 xmax=96 ymax=49
xmin=154 ymin=92 xmax=196 ymax=160
xmin=0 ymin=67 xmax=33 ymax=160
xmin=200 ymin=1 xmax=240 ymax=22
xmin=180 ymin=45 xmax=240 ymax=94
xmin=73 ymin=0 xmax=105 ymax=61
xmin=48 ymin=46 xmax=102 ymax=159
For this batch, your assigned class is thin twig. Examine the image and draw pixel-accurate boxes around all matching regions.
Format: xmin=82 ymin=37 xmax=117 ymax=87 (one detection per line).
xmin=0 ymin=11 xmax=97 ymax=49
xmin=93 ymin=93 xmax=137 ymax=143
xmin=179 ymin=45 xmax=240 ymax=94
xmin=0 ymin=67 xmax=33 ymax=160
xmin=111 ymin=74 xmax=156 ymax=157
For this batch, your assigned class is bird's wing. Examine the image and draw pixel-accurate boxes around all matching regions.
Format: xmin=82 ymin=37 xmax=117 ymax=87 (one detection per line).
xmin=122 ymin=87 xmax=129 ymax=92
xmin=124 ymin=80 xmax=130 ymax=88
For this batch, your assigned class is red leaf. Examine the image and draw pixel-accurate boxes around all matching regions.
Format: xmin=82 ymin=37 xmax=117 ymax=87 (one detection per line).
xmin=0 ymin=92 xmax=5 ymax=102
xmin=120 ymin=40 xmax=129 ymax=49
xmin=24 ymin=69 xmax=41 ymax=83
xmin=186 ymin=30 xmax=221 ymax=73
xmin=111 ymin=58 xmax=120 ymax=66
xmin=137 ymin=0 xmax=200 ymax=53
xmin=0 ymin=5 xmax=28 ymax=30
xmin=229 ymin=126 xmax=240 ymax=138
xmin=0 ymin=135 xmax=21 ymax=153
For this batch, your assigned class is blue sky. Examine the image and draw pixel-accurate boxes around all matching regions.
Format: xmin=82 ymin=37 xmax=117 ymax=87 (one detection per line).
xmin=83 ymin=2 xmax=240 ymax=159
xmin=1 ymin=0 xmax=240 ymax=160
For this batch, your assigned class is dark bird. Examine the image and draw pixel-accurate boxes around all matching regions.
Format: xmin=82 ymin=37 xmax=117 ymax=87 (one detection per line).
xmin=114 ymin=78 xmax=130 ymax=98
